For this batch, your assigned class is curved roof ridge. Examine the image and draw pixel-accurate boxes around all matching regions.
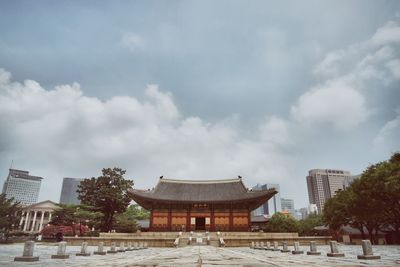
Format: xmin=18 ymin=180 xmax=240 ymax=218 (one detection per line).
xmin=159 ymin=178 xmax=242 ymax=184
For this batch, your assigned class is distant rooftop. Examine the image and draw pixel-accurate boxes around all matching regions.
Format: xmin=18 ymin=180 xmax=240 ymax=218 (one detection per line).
xmin=9 ymin=169 xmax=43 ymax=181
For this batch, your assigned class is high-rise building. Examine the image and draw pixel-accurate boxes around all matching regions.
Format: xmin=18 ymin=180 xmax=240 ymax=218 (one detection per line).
xmin=2 ymin=169 xmax=42 ymax=206
xmin=280 ymin=198 xmax=295 ymax=216
xmin=252 ymin=183 xmax=281 ymax=216
xmin=59 ymin=177 xmax=83 ymax=205
xmin=306 ymin=169 xmax=351 ymax=213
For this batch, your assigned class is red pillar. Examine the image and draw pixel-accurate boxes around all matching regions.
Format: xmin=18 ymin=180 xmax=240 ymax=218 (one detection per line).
xmin=247 ymin=208 xmax=251 ymax=232
xmin=168 ymin=206 xmax=172 ymax=231
xmin=229 ymin=203 xmax=233 ymax=231
xmin=186 ymin=205 xmax=191 ymax=232
xmin=149 ymin=210 xmax=153 ymax=231
xmin=210 ymin=205 xmax=215 ymax=232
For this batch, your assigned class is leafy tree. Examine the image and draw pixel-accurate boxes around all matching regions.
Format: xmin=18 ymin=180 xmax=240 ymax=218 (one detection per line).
xmin=298 ymin=214 xmax=324 ymax=236
xmin=49 ymin=205 xmax=77 ymax=236
xmin=0 ymin=194 xmax=21 ymax=241
xmin=323 ymin=189 xmax=353 ymax=240
xmin=49 ymin=204 xmax=101 ymax=236
xmin=323 ymin=152 xmax=400 ymax=244
xmin=266 ymin=212 xmax=298 ymax=233
xmin=113 ymin=204 xmax=149 ymax=233
xmin=77 ymin=168 xmax=134 ymax=232
xmin=124 ymin=204 xmax=150 ymax=220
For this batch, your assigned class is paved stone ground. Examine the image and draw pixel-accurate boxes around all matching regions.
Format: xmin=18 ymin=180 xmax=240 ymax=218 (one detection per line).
xmin=0 ymin=243 xmax=400 ymax=266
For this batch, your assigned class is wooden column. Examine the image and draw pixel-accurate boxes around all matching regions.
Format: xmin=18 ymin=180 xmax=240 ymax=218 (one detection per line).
xmin=186 ymin=205 xmax=191 ymax=232
xmin=229 ymin=203 xmax=233 ymax=231
xmin=167 ymin=205 xmax=172 ymax=231
xmin=149 ymin=205 xmax=154 ymax=231
xmin=247 ymin=208 xmax=251 ymax=232
xmin=210 ymin=205 xmax=215 ymax=232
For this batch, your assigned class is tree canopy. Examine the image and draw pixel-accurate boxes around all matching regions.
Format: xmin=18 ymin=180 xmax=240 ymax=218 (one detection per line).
xmin=77 ymin=167 xmax=134 ymax=232
xmin=266 ymin=212 xmax=299 ymax=233
xmin=323 ymin=152 xmax=400 ymax=244
xmin=0 ymin=194 xmax=21 ymax=241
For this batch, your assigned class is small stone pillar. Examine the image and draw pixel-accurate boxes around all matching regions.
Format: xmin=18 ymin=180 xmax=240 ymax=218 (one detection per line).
xmin=133 ymin=242 xmax=139 ymax=250
xmin=292 ymin=241 xmax=304 ymax=254
xmin=94 ymin=242 xmax=106 ymax=255
xmin=272 ymin=241 xmax=280 ymax=251
xmin=107 ymin=242 xmax=118 ymax=253
xmin=118 ymin=242 xmax=125 ymax=252
xmin=307 ymin=241 xmax=321 ymax=255
xmin=126 ymin=242 xmax=132 ymax=251
xmin=14 ymin=241 xmax=39 ymax=262
xmin=281 ymin=241 xmax=290 ymax=253
xmin=357 ymin=240 xmax=381 ymax=260
xmin=327 ymin=241 xmax=344 ymax=257
xmin=250 ymin=241 xmax=255 ymax=248
xmin=254 ymin=241 xmax=260 ymax=249
xmin=51 ymin=241 xmax=69 ymax=259
xmin=144 ymin=242 xmax=148 ymax=249
xmin=265 ymin=241 xmax=271 ymax=250
xmin=76 ymin=241 xmax=90 ymax=256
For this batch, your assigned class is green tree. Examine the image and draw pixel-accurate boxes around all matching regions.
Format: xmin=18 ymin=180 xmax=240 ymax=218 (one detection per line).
xmin=0 ymin=194 xmax=21 ymax=241
xmin=323 ymin=189 xmax=353 ymax=240
xmin=124 ymin=204 xmax=150 ymax=220
xmin=298 ymin=214 xmax=324 ymax=236
xmin=77 ymin=168 xmax=134 ymax=232
xmin=113 ymin=204 xmax=149 ymax=233
xmin=49 ymin=205 xmax=77 ymax=236
xmin=266 ymin=212 xmax=298 ymax=233
xmin=323 ymin=152 xmax=400 ymax=244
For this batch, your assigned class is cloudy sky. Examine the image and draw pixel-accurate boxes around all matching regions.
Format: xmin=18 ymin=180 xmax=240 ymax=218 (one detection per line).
xmin=1 ymin=1 xmax=399 ymax=209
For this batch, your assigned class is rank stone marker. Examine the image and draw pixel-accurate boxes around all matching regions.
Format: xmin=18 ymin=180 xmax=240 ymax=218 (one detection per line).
xmin=292 ymin=241 xmax=304 ymax=254
xmin=281 ymin=241 xmax=290 ymax=253
xmin=264 ymin=241 xmax=271 ymax=251
xmin=307 ymin=241 xmax=321 ymax=255
xmin=272 ymin=241 xmax=280 ymax=251
xmin=51 ymin=241 xmax=69 ymax=259
xmin=126 ymin=242 xmax=133 ymax=251
xmin=14 ymin=241 xmax=39 ymax=262
xmin=76 ymin=241 xmax=91 ymax=256
xmin=118 ymin=242 xmax=125 ymax=252
xmin=327 ymin=241 xmax=345 ymax=257
xmin=94 ymin=242 xmax=106 ymax=255
xmin=357 ymin=240 xmax=381 ymax=260
xmin=107 ymin=242 xmax=118 ymax=253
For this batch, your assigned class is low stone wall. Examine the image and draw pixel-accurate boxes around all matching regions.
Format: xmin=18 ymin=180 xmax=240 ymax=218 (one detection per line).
xmin=64 ymin=236 xmax=176 ymax=247
xmin=65 ymin=232 xmax=331 ymax=247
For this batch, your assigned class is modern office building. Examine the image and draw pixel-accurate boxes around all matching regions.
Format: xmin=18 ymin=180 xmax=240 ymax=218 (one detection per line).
xmin=306 ymin=169 xmax=351 ymax=213
xmin=59 ymin=177 xmax=84 ymax=205
xmin=252 ymin=183 xmax=281 ymax=216
xmin=2 ymin=169 xmax=42 ymax=206
xmin=281 ymin=198 xmax=295 ymax=216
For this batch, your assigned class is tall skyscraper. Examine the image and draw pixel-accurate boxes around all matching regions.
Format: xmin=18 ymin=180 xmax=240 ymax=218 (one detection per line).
xmin=59 ymin=177 xmax=83 ymax=205
xmin=2 ymin=169 xmax=42 ymax=206
xmin=252 ymin=183 xmax=281 ymax=216
xmin=280 ymin=198 xmax=295 ymax=216
xmin=306 ymin=169 xmax=351 ymax=213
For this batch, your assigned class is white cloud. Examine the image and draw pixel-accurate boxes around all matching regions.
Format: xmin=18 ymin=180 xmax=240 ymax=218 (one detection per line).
xmin=291 ymin=79 xmax=367 ymax=130
xmin=120 ymin=32 xmax=145 ymax=52
xmin=294 ymin=19 xmax=400 ymax=131
xmin=0 ymin=68 xmax=295 ymax=201
xmin=374 ymin=110 xmax=400 ymax=146
xmin=371 ymin=21 xmax=400 ymax=46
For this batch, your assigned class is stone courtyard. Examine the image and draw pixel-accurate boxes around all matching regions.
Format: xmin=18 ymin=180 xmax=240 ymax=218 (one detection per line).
xmin=1 ymin=243 xmax=400 ymax=266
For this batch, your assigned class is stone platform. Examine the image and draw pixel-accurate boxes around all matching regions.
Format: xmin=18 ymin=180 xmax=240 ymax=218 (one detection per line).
xmin=65 ymin=231 xmax=332 ymax=247
xmin=0 ymin=243 xmax=399 ymax=266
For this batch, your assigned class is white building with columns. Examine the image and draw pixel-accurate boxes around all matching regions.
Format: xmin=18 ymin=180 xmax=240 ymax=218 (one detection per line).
xmin=19 ymin=200 xmax=59 ymax=232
